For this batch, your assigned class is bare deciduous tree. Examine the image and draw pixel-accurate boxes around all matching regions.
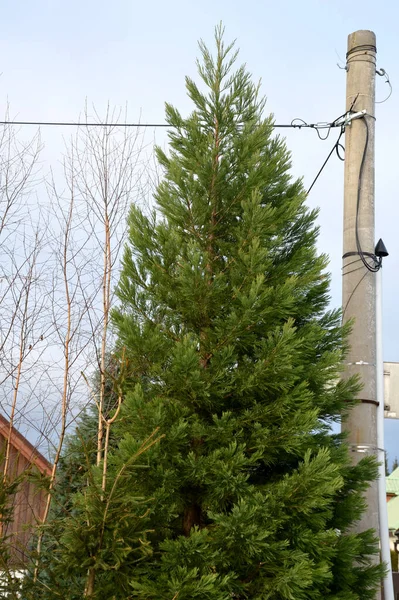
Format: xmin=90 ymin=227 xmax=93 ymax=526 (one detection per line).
xmin=0 ymin=117 xmax=44 ymax=478
xmin=29 ymin=109 xmax=149 ymax=587
xmin=66 ymin=108 xmax=146 ymax=469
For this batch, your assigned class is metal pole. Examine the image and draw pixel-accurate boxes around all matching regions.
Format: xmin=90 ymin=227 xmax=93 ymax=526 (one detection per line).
xmin=341 ymin=30 xmax=380 ymax=596
xmin=376 ymin=264 xmax=394 ymax=600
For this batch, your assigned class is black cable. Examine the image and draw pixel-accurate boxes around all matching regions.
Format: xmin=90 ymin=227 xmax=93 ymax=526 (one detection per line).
xmin=316 ymin=125 xmax=332 ymax=141
xmin=306 ymin=128 xmax=345 ymax=195
xmin=290 ymin=118 xmax=308 ymax=128
xmin=0 ymin=118 xmax=344 ymax=130
xmin=342 ymin=257 xmax=362 ymax=269
xmin=0 ymin=120 xmax=171 ymax=128
xmin=376 ymin=68 xmax=393 ymax=104
xmin=342 ymin=270 xmax=368 ymax=319
xmin=304 ymin=100 xmax=363 ymax=194
xmin=342 ymin=265 xmax=365 ymax=276
xmin=355 ymin=117 xmax=381 ymax=272
xmin=336 ymin=142 xmax=345 ymax=161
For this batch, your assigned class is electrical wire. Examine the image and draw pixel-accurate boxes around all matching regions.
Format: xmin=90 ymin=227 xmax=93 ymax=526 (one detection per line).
xmin=0 ymin=117 xmax=345 ymax=130
xmin=0 ymin=120 xmax=170 ymax=128
xmin=376 ymin=68 xmax=393 ymax=104
xmin=342 ymin=265 xmax=365 ymax=276
xmin=297 ymin=104 xmax=361 ymax=194
xmin=355 ymin=117 xmax=381 ymax=272
xmin=305 ymin=102 xmax=381 ymax=276
xmin=342 ymin=270 xmax=369 ymax=319
xmin=0 ymin=106 xmax=380 ymax=262
xmin=342 ymin=256 xmax=362 ymax=270
xmin=306 ymin=127 xmax=345 ymax=195
xmin=335 ymin=48 xmax=347 ymax=72
xmin=315 ymin=123 xmax=332 ymax=141
xmin=307 ymin=96 xmax=359 ymax=145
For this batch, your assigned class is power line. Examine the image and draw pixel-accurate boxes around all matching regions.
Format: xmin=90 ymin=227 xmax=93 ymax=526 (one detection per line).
xmin=0 ymin=121 xmax=170 ymax=128
xmin=305 ymin=100 xmax=362 ymax=195
xmin=306 ymin=128 xmax=345 ymax=195
xmin=354 ymin=116 xmax=381 ymax=272
xmin=1 ymin=112 xmax=355 ymax=199
xmin=376 ymin=67 xmax=393 ymax=104
xmin=0 ymin=119 xmax=343 ymax=130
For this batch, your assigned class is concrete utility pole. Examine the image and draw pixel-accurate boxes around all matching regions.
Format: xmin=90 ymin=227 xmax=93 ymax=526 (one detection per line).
xmin=341 ymin=29 xmax=380 ymax=593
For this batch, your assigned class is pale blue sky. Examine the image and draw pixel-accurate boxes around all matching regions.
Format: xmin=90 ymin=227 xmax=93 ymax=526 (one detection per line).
xmin=1 ymin=0 xmax=399 ymax=461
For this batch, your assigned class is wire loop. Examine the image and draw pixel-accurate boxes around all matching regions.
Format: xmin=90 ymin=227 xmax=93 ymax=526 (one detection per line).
xmin=376 ymin=68 xmax=393 ymax=104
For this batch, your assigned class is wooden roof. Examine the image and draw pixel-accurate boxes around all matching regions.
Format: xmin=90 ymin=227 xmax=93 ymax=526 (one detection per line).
xmin=0 ymin=415 xmax=52 ymax=476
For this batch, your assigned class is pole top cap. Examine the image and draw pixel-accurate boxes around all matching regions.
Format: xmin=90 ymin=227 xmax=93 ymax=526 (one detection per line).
xmin=347 ymin=30 xmax=376 ymax=55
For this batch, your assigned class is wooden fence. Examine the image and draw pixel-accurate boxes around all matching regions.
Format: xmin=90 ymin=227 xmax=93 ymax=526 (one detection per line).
xmin=0 ymin=415 xmax=51 ymax=566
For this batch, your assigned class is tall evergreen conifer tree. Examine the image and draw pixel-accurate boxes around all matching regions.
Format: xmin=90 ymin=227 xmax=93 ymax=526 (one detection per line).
xmin=112 ymin=26 xmax=383 ymax=599
xmin=26 ymin=26 xmax=384 ymax=600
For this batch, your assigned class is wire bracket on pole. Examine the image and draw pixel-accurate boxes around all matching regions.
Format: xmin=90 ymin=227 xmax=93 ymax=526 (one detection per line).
xmin=349 ymin=443 xmax=382 ymax=454
xmin=345 ymin=361 xmax=374 ymax=366
xmin=334 ymin=109 xmax=367 ymax=128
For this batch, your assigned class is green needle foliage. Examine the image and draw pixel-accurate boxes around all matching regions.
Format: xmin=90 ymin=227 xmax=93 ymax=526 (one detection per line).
xmin=109 ymin=25 xmax=384 ymax=600
xmin=20 ymin=427 xmax=163 ymax=600
xmin=21 ymin=25 xmax=384 ymax=600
